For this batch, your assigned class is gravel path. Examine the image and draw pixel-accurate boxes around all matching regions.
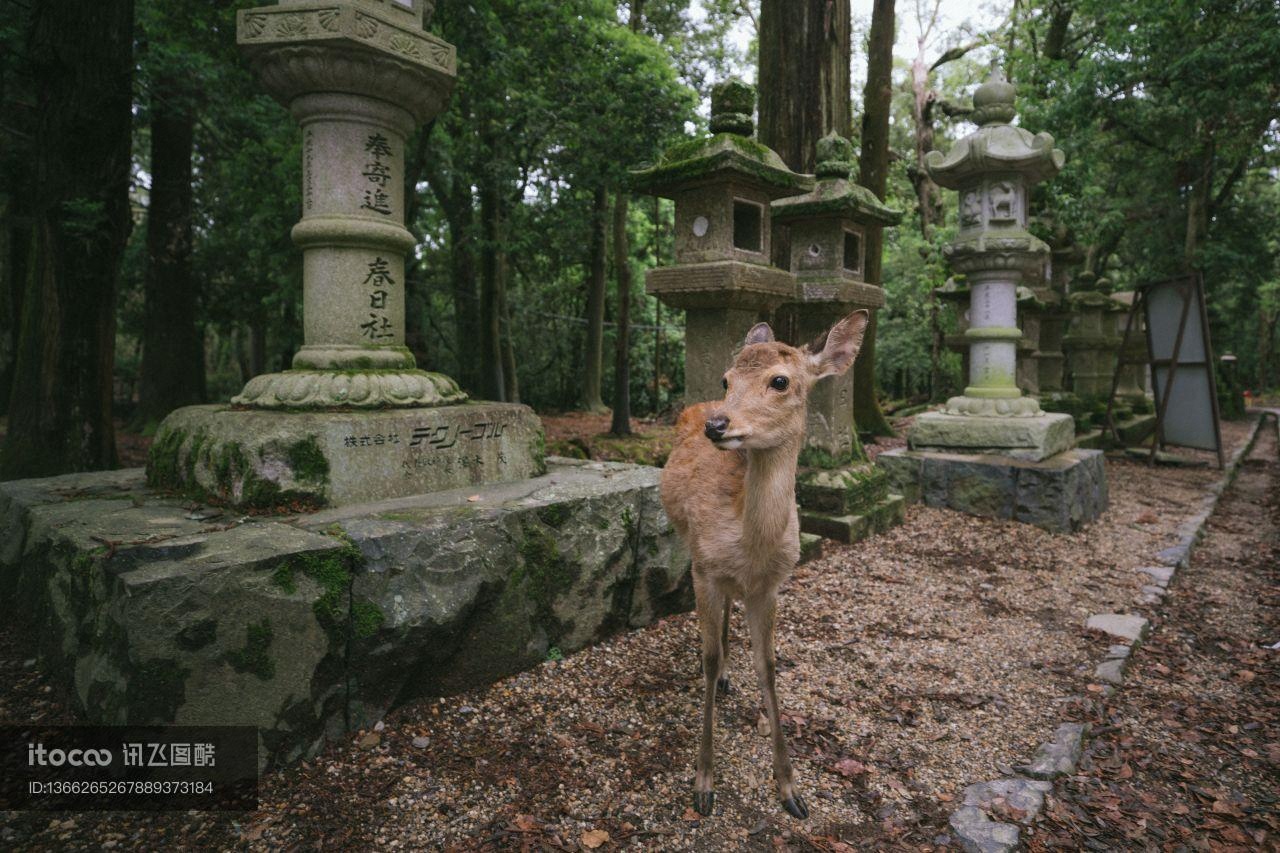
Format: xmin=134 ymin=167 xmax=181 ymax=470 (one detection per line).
xmin=0 ymin=418 xmax=1261 ymax=851
xmin=1031 ymin=415 xmax=1279 ymax=850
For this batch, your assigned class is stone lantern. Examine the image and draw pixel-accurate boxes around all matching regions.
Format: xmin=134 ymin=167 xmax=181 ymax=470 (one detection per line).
xmin=767 ymin=134 xmax=906 ymax=544
xmin=877 ymin=69 xmax=1107 ymax=532
xmin=908 ymin=68 xmax=1073 ymax=460
xmin=631 ymin=80 xmax=809 ymax=404
xmin=1062 ymin=271 xmax=1123 ymax=401
xmin=772 ymin=133 xmax=901 ymax=462
xmin=147 ymin=0 xmax=543 ymax=507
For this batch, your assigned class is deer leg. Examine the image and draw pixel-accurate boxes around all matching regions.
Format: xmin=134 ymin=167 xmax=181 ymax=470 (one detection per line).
xmin=745 ymin=591 xmax=807 ymax=819
xmin=717 ymin=598 xmax=732 ymax=697
xmin=693 ymin=582 xmax=726 ymax=816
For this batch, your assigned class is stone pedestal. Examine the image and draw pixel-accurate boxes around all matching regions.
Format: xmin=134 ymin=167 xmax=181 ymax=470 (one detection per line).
xmin=149 ymin=403 xmax=546 ymax=508
xmin=878 ymin=447 xmax=1107 ymax=533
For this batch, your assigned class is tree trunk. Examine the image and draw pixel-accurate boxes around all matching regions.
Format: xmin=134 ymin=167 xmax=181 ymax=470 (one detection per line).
xmin=758 ymin=0 xmax=851 ymax=171
xmin=448 ymin=197 xmax=480 ymax=393
xmin=136 ymin=78 xmax=204 ymax=428
xmin=853 ymin=0 xmax=896 ymax=437
xmin=479 ymin=173 xmax=504 ymax=401
xmin=610 ymin=190 xmax=633 ymax=435
xmin=499 ymin=247 xmax=518 ymax=403
xmin=0 ymin=197 xmax=26 ymax=417
xmin=759 ymin=0 xmax=852 ymax=269
xmin=1 ymin=0 xmax=133 ymax=478
xmin=911 ymin=51 xmax=939 ymax=240
xmin=580 ymin=185 xmax=608 ymax=412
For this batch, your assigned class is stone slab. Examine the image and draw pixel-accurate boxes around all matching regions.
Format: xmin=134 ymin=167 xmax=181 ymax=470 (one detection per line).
xmin=1086 ymin=613 xmax=1149 ymax=643
xmin=876 ymin=447 xmax=1107 ymax=533
xmin=909 ymin=410 xmax=1075 ymax=462
xmin=0 ymin=459 xmax=690 ymax=769
xmin=961 ymin=778 xmax=1052 ymax=823
xmin=949 ymin=806 xmax=1020 ymax=853
xmin=148 ymin=402 xmax=545 ymax=509
xmin=1017 ymin=722 xmax=1089 ymax=780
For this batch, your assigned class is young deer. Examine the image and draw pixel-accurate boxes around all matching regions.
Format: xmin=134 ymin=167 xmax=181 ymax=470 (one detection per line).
xmin=661 ymin=310 xmax=869 ymax=819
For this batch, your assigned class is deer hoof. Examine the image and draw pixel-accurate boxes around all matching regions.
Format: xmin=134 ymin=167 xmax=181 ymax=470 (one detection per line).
xmin=782 ymin=795 xmax=808 ymax=820
xmin=716 ymin=676 xmax=731 ymax=697
xmin=693 ymin=790 xmax=715 ymax=816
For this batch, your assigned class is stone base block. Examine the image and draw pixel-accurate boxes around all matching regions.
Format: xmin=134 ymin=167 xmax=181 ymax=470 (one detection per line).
xmin=800 ymin=494 xmax=905 ymax=544
xmin=796 ymin=464 xmax=889 ymax=515
xmin=799 ymin=533 xmax=824 ymax=563
xmin=148 ymin=402 xmax=545 ymax=509
xmin=909 ymin=410 xmax=1075 ymax=462
xmin=0 ymin=459 xmax=689 ymax=769
xmin=876 ymin=447 xmax=1107 ymax=532
xmin=1076 ymin=414 xmax=1157 ymax=450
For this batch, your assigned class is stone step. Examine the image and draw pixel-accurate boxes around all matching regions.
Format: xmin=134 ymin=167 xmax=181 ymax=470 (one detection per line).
xmin=799 ymin=494 xmax=905 ymax=544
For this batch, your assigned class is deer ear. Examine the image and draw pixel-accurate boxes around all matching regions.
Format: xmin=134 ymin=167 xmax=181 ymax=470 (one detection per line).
xmin=744 ymin=322 xmax=775 ymax=345
xmin=809 ymin=310 xmax=869 ymax=379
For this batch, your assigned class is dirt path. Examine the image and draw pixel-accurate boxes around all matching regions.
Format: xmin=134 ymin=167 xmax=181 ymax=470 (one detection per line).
xmin=1030 ymin=417 xmax=1280 ymax=851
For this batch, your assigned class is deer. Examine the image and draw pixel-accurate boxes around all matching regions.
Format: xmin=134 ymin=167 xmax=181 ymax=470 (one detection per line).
xmin=660 ymin=309 xmax=869 ymax=819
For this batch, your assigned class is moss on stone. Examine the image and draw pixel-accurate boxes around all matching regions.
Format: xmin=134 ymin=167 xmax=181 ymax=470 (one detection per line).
xmin=286 ymin=435 xmax=330 ymax=481
xmin=515 ymin=522 xmax=578 ymax=625
xmin=175 ymin=618 xmax=218 ymax=651
xmin=529 ymin=429 xmax=547 ymax=476
xmin=537 ymin=504 xmax=573 ymax=528
xmin=127 ymin=657 xmax=190 ymax=724
xmin=269 ymin=533 xmax=384 ymax=646
xmin=146 ymin=426 xmax=188 ymax=489
xmin=226 ymin=618 xmax=275 ymax=680
xmin=351 ymin=601 xmax=384 ymax=639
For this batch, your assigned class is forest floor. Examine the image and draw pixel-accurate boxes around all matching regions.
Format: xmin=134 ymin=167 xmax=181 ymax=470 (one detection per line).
xmin=0 ymin=416 xmax=1275 ymax=851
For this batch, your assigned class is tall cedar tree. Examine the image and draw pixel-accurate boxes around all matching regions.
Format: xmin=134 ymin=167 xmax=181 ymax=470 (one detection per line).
xmin=1 ymin=0 xmax=134 ymax=477
xmin=610 ymin=0 xmax=646 ymax=435
xmin=136 ymin=75 xmax=204 ymax=427
xmin=758 ymin=0 xmax=851 ymax=270
xmin=854 ymin=0 xmax=896 ymax=436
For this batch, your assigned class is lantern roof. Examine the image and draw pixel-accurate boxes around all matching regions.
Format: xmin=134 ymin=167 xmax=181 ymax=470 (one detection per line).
xmin=925 ymin=68 xmax=1064 ymax=189
xmin=630 ymin=80 xmax=809 ymax=198
xmin=772 ymin=133 xmax=900 ymax=227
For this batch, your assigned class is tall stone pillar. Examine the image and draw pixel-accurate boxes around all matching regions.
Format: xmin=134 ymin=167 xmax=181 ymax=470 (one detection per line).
xmin=907 ymin=69 xmax=1073 ymax=461
xmin=876 ymin=70 xmax=1107 ymax=532
xmin=233 ymin=0 xmax=461 ymax=408
xmin=147 ymin=0 xmax=544 ymax=509
xmin=630 ymin=81 xmax=807 ymax=405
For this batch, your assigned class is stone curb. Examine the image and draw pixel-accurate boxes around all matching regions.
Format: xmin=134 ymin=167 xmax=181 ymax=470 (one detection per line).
xmin=942 ymin=411 xmax=1271 ymax=852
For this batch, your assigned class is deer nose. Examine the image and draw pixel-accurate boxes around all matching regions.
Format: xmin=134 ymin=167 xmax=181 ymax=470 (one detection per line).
xmin=704 ymin=415 xmax=729 ymax=441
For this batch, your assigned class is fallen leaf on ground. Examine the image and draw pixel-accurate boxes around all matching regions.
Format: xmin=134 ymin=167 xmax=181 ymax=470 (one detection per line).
xmin=581 ymin=828 xmax=610 ymax=848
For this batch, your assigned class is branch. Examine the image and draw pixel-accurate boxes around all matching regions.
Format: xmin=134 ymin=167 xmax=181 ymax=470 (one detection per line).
xmin=929 ymin=38 xmax=983 ymax=73
xmin=936 ymin=98 xmax=973 ymax=118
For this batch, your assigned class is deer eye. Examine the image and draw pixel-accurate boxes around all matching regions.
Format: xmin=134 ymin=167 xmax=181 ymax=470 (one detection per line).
xmin=721 ymin=377 xmax=729 ymax=390
xmin=770 ymin=375 xmax=789 ymax=391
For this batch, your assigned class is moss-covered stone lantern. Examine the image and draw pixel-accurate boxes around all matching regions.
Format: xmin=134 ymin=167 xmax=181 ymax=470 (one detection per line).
xmin=144 ymin=0 xmax=545 ymax=509
xmin=771 ymin=132 xmax=900 ymax=462
xmin=770 ymin=133 xmax=906 ymax=544
xmin=631 ymin=80 xmax=809 ymax=403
